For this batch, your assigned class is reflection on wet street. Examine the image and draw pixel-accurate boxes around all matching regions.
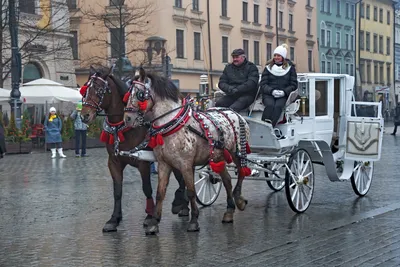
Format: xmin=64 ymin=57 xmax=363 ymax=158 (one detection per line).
xmin=1 ymin=132 xmax=400 ymax=266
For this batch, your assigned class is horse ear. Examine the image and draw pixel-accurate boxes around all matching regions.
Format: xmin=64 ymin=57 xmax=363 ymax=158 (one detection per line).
xmin=139 ymin=66 xmax=146 ymax=82
xmin=107 ymin=65 xmax=114 ymax=76
xmin=89 ymin=65 xmax=96 ymax=76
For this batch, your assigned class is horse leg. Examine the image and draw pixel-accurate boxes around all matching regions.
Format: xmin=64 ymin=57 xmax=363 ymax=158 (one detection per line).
xmin=138 ymin=160 xmax=154 ymax=227
xmin=103 ymin=156 xmax=126 ymax=232
xmin=219 ymin=166 xmax=236 ymax=223
xmin=233 ymin=157 xmax=248 ymax=211
xmin=145 ymin=161 xmax=172 ymax=235
xmin=171 ymin=168 xmax=189 ymax=217
xmin=181 ymin=167 xmax=200 ymax=232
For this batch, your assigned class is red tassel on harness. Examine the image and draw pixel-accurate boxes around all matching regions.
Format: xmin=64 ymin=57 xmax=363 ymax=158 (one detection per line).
xmin=118 ymin=131 xmax=125 ymax=143
xmin=80 ymin=85 xmax=88 ymax=96
xmin=224 ymin=149 xmax=233 ymax=164
xmin=246 ymin=142 xmax=251 ymax=154
xmin=138 ymin=100 xmax=148 ymax=111
xmin=148 ymin=136 xmax=157 ymax=148
xmin=108 ymin=134 xmax=114 ymax=145
xmin=123 ymin=92 xmax=130 ymax=103
xmin=210 ymin=161 xmax=225 ymax=174
xmin=239 ymin=167 xmax=252 ymax=177
xmin=100 ymin=130 xmax=109 ymax=143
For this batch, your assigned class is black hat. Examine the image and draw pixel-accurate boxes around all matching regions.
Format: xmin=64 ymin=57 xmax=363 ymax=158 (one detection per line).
xmin=231 ymin=48 xmax=245 ymax=56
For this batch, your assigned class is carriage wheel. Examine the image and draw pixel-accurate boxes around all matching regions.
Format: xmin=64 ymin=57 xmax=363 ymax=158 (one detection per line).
xmin=266 ymin=163 xmax=285 ymax=191
xmin=195 ymin=170 xmax=222 ymax=206
xmin=285 ymin=149 xmax=315 ymax=213
xmin=351 ymin=161 xmax=374 ymax=196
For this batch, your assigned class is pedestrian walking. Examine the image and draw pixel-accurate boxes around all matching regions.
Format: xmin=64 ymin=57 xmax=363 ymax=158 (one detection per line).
xmin=44 ymin=107 xmax=66 ymax=158
xmin=70 ymin=102 xmax=88 ymax=157
xmin=391 ymin=103 xmax=400 ymax=135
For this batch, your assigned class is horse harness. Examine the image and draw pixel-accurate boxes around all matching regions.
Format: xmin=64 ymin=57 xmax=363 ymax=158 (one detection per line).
xmin=80 ymin=74 xmax=112 ymax=113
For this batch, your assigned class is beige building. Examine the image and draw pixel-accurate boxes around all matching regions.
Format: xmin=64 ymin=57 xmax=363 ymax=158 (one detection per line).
xmin=71 ymin=0 xmax=319 ymax=94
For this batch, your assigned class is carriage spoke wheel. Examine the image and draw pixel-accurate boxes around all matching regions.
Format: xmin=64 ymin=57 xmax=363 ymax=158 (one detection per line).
xmin=351 ymin=161 xmax=374 ymax=196
xmin=285 ymin=149 xmax=315 ymax=213
xmin=195 ymin=170 xmax=222 ymax=206
xmin=266 ymin=163 xmax=285 ymax=191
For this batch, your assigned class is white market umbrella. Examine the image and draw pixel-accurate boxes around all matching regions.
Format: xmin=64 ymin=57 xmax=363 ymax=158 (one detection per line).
xmin=20 ymin=78 xmax=82 ymax=104
xmin=0 ymin=87 xmax=11 ymax=102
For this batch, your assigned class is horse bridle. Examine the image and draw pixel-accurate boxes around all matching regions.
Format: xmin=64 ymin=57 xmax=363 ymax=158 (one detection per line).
xmin=124 ymin=80 xmax=153 ymax=112
xmin=82 ymin=74 xmax=111 ymax=113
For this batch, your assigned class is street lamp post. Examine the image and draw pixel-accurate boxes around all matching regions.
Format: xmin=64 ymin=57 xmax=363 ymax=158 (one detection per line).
xmin=8 ymin=0 xmax=22 ymax=129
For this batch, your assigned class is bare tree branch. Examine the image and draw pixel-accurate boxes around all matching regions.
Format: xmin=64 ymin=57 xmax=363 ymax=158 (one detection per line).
xmin=79 ymin=0 xmax=160 ymax=70
xmin=0 ymin=0 xmax=73 ymax=87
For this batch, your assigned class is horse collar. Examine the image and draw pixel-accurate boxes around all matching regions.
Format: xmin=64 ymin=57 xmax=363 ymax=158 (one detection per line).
xmin=100 ymin=118 xmax=130 ymax=145
xmin=147 ymin=98 xmax=192 ymax=148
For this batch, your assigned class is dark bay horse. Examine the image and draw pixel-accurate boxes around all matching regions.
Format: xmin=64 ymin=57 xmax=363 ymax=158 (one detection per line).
xmin=80 ymin=66 xmax=188 ymax=232
xmin=123 ymin=69 xmax=251 ymax=235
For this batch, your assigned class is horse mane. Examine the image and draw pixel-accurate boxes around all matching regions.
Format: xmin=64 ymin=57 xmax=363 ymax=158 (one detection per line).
xmin=109 ymin=75 xmax=129 ymax=97
xmin=92 ymin=66 xmax=129 ymax=97
xmin=134 ymin=72 xmax=183 ymax=102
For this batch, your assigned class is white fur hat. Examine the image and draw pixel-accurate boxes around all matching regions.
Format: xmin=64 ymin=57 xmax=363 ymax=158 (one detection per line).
xmin=273 ymin=44 xmax=288 ymax=58
xmin=49 ymin=107 xmax=56 ymax=112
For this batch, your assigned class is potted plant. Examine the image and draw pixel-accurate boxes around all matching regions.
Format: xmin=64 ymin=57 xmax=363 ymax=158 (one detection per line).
xmin=61 ymin=114 xmax=74 ymax=150
xmin=86 ymin=117 xmax=103 ymax=148
xmin=19 ymin=110 xmax=33 ymax=153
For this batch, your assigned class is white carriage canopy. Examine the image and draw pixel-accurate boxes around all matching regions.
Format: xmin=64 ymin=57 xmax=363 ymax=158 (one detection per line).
xmin=0 ymin=87 xmax=10 ymax=102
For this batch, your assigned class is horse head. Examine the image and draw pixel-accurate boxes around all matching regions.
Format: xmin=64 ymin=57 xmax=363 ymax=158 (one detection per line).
xmin=123 ymin=67 xmax=182 ymax=128
xmin=81 ymin=65 xmax=128 ymax=123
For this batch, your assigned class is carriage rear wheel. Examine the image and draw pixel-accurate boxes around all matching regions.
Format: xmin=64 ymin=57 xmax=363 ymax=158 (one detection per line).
xmin=195 ymin=170 xmax=222 ymax=206
xmin=266 ymin=163 xmax=286 ymax=191
xmin=285 ymin=149 xmax=315 ymax=213
xmin=351 ymin=161 xmax=374 ymax=196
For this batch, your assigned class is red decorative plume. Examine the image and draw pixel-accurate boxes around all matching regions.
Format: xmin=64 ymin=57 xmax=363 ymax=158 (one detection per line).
xmin=123 ymin=92 xmax=130 ymax=103
xmin=80 ymin=85 xmax=88 ymax=96
xmin=210 ymin=161 xmax=225 ymax=174
xmin=138 ymin=100 xmax=148 ymax=111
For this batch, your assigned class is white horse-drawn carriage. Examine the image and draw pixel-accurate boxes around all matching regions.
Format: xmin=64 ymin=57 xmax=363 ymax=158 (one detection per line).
xmin=194 ymin=73 xmax=383 ymax=213
xmin=121 ymin=72 xmax=383 ymax=214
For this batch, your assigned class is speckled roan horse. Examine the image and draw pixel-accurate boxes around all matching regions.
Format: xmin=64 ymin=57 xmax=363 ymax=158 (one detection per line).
xmin=123 ymin=68 xmax=252 ymax=234
xmin=80 ymin=66 xmax=188 ymax=232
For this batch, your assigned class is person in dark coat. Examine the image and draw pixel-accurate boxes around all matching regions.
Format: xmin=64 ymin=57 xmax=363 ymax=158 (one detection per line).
xmin=259 ymin=44 xmax=298 ymax=126
xmin=216 ymin=48 xmax=259 ymax=112
xmin=391 ymin=103 xmax=400 ymax=135
xmin=70 ymin=101 xmax=88 ymax=157
xmin=44 ymin=107 xmax=66 ymax=158
xmin=0 ymin=121 xmax=6 ymax=158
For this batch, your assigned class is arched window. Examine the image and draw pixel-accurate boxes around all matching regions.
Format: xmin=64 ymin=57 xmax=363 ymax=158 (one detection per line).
xmin=320 ymin=21 xmax=326 ymax=46
xmin=23 ymin=62 xmax=43 ymax=84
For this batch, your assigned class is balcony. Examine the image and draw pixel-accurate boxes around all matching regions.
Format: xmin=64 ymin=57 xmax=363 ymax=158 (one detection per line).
xmin=172 ymin=6 xmax=190 ymax=23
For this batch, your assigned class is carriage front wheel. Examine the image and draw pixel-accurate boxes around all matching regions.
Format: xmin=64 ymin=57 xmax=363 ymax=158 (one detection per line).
xmin=351 ymin=161 xmax=374 ymax=196
xmin=195 ymin=170 xmax=222 ymax=206
xmin=285 ymin=149 xmax=315 ymax=213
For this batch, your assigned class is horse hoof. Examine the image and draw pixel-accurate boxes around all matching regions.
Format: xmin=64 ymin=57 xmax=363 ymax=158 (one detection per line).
xmin=178 ymin=207 xmax=190 ymax=217
xmin=143 ymin=215 xmax=153 ymax=227
xmin=236 ymin=196 xmax=248 ymax=211
xmin=187 ymin=222 xmax=200 ymax=232
xmin=102 ymin=223 xmax=118 ymax=232
xmin=145 ymin=225 xmax=159 ymax=235
xmin=222 ymin=212 xmax=234 ymax=223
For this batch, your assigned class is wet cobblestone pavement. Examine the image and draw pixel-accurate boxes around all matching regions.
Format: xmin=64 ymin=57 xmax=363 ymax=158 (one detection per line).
xmin=1 ymin=128 xmax=400 ymax=266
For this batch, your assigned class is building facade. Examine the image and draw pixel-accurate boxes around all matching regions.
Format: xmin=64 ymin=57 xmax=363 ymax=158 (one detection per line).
xmin=71 ymin=0 xmax=319 ymax=94
xmin=317 ymin=0 xmax=358 ymax=76
xmin=395 ymin=8 xmax=400 ymax=102
xmin=356 ymin=0 xmax=395 ymax=106
xmin=2 ymin=0 xmax=76 ymax=89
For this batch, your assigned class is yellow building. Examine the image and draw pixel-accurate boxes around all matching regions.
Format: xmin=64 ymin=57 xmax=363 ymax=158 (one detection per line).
xmin=69 ymin=0 xmax=319 ymax=94
xmin=356 ymin=0 xmax=395 ymax=105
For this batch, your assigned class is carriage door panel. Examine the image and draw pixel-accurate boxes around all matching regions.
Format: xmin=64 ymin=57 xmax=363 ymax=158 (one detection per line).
xmin=344 ymin=78 xmax=384 ymax=161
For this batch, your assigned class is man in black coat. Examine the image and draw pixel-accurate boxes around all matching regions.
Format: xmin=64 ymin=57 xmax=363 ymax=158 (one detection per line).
xmin=216 ymin=49 xmax=259 ymax=112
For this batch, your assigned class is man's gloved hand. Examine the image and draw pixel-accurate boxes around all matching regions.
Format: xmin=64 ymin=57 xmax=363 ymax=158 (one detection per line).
xmin=272 ymin=90 xmax=285 ymax=98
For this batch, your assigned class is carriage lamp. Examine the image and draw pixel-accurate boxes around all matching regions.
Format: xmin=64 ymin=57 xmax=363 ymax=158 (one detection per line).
xmin=298 ymin=82 xmax=309 ymax=115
